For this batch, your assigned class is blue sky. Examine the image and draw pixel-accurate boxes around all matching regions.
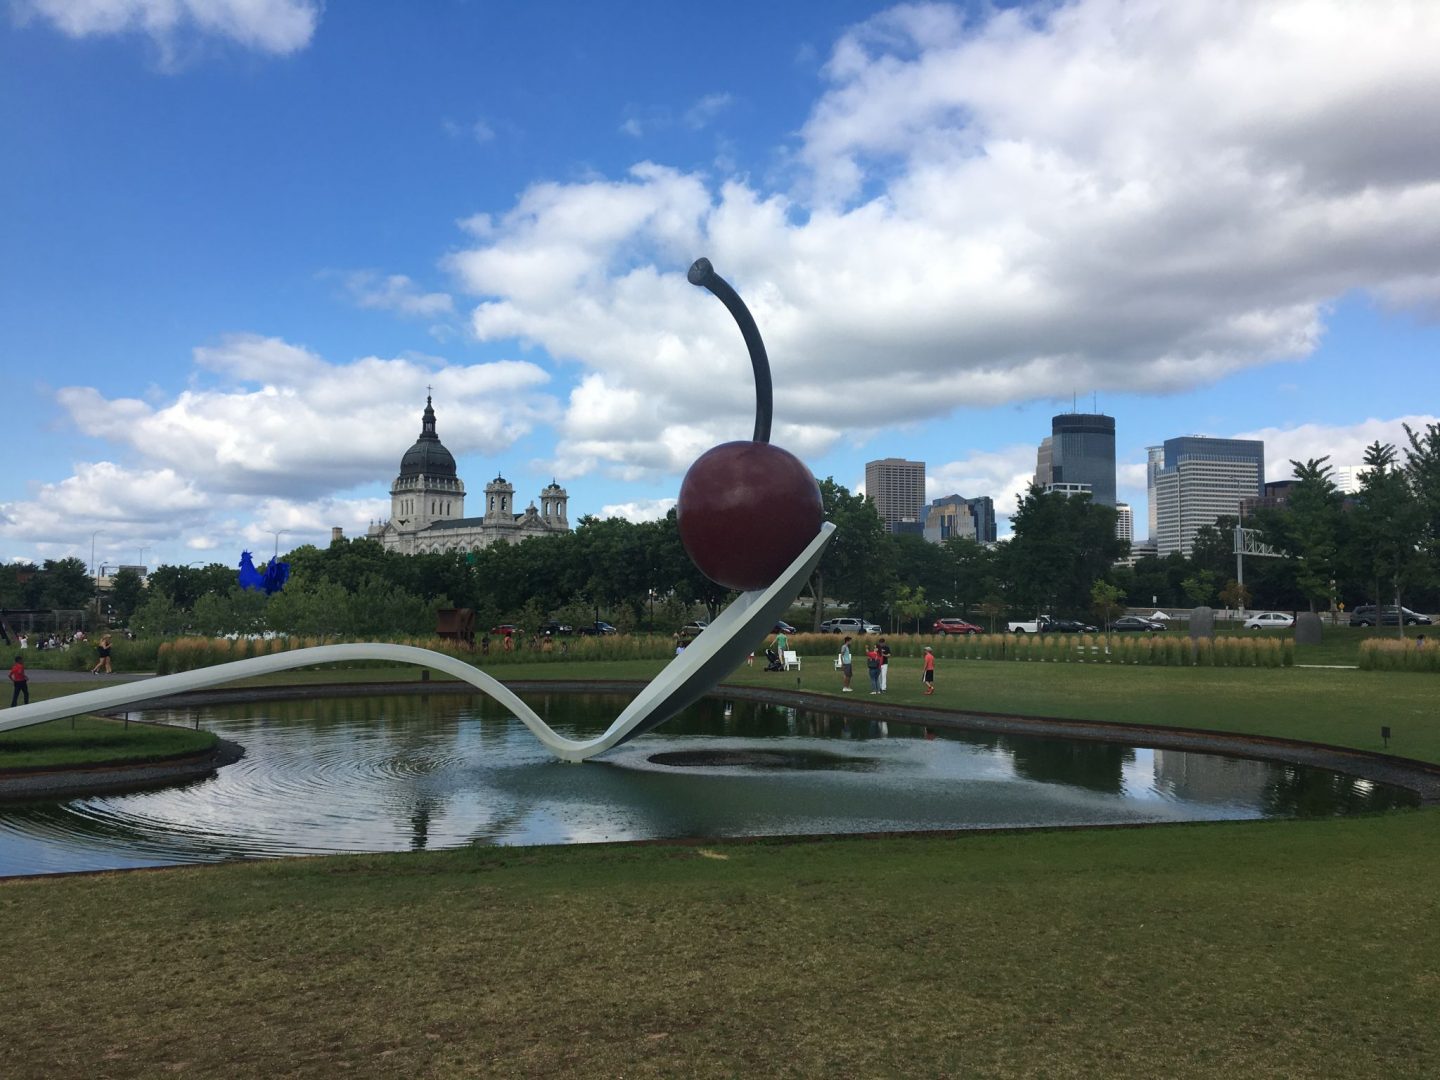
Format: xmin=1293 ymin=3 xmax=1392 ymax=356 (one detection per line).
xmin=4 ymin=0 xmax=1439 ymax=572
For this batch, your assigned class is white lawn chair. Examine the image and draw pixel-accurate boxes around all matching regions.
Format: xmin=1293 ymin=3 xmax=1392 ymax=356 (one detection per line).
xmin=782 ymin=650 xmax=801 ymax=671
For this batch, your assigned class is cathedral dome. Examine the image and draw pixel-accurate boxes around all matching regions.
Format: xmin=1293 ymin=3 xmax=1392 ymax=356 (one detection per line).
xmin=398 ymin=397 xmax=457 ymax=479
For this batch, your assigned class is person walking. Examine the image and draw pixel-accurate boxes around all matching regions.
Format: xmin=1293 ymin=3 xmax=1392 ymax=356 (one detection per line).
xmin=771 ymin=627 xmax=789 ymax=664
xmin=865 ymin=643 xmax=882 ymax=694
xmin=922 ymin=646 xmax=936 ymax=695
xmin=90 ymin=633 xmax=113 ymax=675
xmin=9 ymin=655 xmax=28 ymax=707
xmin=876 ymin=637 xmax=892 ymax=692
xmin=839 ymin=636 xmax=854 ymax=692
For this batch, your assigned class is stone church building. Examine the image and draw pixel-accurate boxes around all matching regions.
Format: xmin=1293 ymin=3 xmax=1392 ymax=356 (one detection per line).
xmin=366 ymin=397 xmax=570 ymax=555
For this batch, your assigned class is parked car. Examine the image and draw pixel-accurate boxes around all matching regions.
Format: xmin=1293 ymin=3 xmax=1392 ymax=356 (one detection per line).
xmin=1044 ymin=619 xmax=1098 ymax=633
xmin=577 ymin=621 xmax=617 ymax=636
xmin=1111 ymin=615 xmax=1163 ymax=632
xmin=862 ymin=621 xmax=881 ymax=634
xmin=1349 ymin=605 xmax=1433 ymax=627
xmin=773 ymin=620 xmax=797 ymax=635
xmin=932 ymin=617 xmax=983 ymax=636
xmin=819 ymin=617 xmax=868 ymax=634
xmin=1243 ymin=611 xmax=1294 ymax=630
xmin=1006 ymin=615 xmax=1053 ymax=634
xmin=538 ymin=622 xmax=574 ymax=637
xmin=490 ymin=624 xmax=521 ymax=637
xmin=677 ymin=620 xmax=709 ymax=640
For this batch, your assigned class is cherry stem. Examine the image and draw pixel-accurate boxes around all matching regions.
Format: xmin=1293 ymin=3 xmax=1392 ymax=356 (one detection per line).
xmin=688 ymin=257 xmax=773 ymax=444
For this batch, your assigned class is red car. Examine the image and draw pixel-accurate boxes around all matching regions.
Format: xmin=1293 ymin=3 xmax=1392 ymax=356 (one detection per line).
xmin=490 ymin=624 xmax=521 ymax=637
xmin=932 ymin=618 xmax=983 ymax=636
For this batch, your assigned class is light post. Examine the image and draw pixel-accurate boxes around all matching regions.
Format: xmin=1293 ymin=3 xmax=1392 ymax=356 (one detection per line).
xmin=271 ymin=531 xmax=284 ymax=559
xmin=90 ymin=531 xmax=102 ymax=632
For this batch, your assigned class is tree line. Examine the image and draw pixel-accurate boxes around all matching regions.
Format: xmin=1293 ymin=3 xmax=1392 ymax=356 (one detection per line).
xmin=5 ymin=428 xmax=1438 ymax=638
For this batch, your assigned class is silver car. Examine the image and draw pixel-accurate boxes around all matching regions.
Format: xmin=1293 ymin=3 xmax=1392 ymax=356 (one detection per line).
xmin=1243 ymin=611 xmax=1294 ymax=630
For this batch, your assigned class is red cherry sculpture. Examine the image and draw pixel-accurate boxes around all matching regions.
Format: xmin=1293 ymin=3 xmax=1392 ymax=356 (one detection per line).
xmin=677 ymin=259 xmax=824 ymax=591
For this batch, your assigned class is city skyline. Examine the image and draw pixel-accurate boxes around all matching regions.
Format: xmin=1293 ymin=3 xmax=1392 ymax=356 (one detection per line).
xmin=5 ymin=2 xmax=1440 ymax=571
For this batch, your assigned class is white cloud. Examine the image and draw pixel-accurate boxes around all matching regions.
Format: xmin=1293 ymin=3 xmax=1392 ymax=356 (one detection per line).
xmin=343 ymin=272 xmax=455 ymax=318
xmin=599 ymin=498 xmax=676 ymax=523
xmin=929 ymin=445 xmax=1038 ymax=518
xmin=15 ymin=0 xmax=320 ymax=58
xmin=0 ymin=461 xmax=215 ymax=565
xmin=54 ymin=334 xmax=559 ymax=500
xmin=683 ymin=92 xmax=734 ymax=131
xmin=243 ymin=495 xmax=391 ymax=547
xmin=440 ymin=0 xmax=1440 ymax=480
xmin=620 ymin=92 xmax=735 ymax=139
xmin=442 ymin=117 xmax=496 ymax=144
xmin=1235 ymin=415 xmax=1440 ymax=480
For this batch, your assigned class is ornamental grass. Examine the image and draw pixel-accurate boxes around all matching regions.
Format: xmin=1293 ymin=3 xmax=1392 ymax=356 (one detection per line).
xmin=1359 ymin=637 xmax=1440 ymax=672
xmin=146 ymin=627 xmax=1310 ymax=676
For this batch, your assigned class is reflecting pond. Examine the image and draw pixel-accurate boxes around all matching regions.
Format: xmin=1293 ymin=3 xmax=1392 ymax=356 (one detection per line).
xmin=0 ymin=692 xmax=1418 ymax=877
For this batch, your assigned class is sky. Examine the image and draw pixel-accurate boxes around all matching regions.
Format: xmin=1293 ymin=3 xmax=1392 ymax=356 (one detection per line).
xmin=4 ymin=0 xmax=1440 ymax=573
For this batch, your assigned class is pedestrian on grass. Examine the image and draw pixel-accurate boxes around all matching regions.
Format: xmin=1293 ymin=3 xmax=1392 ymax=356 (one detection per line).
xmin=922 ymin=646 xmax=936 ymax=695
xmin=866 ymin=644 xmax=881 ymax=694
xmin=8 ymin=655 xmax=28 ymax=707
xmin=771 ymin=627 xmax=789 ymax=661
xmin=839 ymin=636 xmax=854 ymax=692
xmin=876 ymin=637 xmax=891 ymax=692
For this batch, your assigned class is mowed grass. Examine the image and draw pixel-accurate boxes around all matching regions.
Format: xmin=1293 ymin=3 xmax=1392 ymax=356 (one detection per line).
xmin=1 ymin=812 xmax=1437 ymax=1078
xmin=5 ymin=656 xmax=1440 ymax=1076
xmin=0 ymin=715 xmax=217 ymax=770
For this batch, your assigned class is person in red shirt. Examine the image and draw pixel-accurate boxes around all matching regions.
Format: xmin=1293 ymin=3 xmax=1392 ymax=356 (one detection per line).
xmin=922 ymin=646 xmax=936 ymax=695
xmin=9 ymin=656 xmax=28 ymax=707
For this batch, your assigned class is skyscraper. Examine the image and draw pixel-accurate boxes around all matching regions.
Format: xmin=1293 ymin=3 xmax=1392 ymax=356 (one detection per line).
xmin=1330 ymin=464 xmax=1367 ymax=494
xmin=865 ymin=458 xmax=926 ymax=534
xmin=922 ymin=494 xmax=996 ymax=544
xmin=1153 ymin=436 xmax=1265 ymax=557
xmin=965 ymin=495 xmax=997 ymax=543
xmin=923 ymin=497 xmax=976 ymax=543
xmin=1048 ymin=412 xmax=1116 ymax=507
xmin=1115 ymin=502 xmax=1133 ymax=544
xmin=1145 ymin=445 xmax=1164 ymax=541
xmin=1033 ymin=436 xmax=1054 ymax=489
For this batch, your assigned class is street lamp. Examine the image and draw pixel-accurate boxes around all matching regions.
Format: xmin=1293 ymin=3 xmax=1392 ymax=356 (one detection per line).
xmin=90 ymin=531 xmax=102 ymax=632
xmin=271 ymin=531 xmax=284 ymax=559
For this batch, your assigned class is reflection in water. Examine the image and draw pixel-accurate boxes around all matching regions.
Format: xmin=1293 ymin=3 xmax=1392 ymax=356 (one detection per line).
xmin=1263 ymin=766 xmax=1415 ymax=817
xmin=0 ymin=693 xmax=1420 ymax=877
xmin=1153 ymin=749 xmax=1272 ymax=805
xmin=1005 ymin=738 xmax=1134 ymax=794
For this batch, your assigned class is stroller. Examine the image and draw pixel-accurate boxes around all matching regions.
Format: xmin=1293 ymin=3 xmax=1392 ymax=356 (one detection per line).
xmin=763 ymin=648 xmax=784 ymax=672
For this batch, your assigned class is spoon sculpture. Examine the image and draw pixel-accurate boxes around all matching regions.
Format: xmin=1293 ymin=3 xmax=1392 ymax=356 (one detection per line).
xmin=1 ymin=261 xmax=833 ymax=761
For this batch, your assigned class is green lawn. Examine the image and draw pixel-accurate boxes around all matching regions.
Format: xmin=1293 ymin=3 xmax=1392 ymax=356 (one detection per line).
xmin=1 ymin=811 xmax=1436 ymax=1078
xmin=0 ymin=715 xmax=218 ymax=770
xmin=4 ymin=656 xmax=1439 ymax=1076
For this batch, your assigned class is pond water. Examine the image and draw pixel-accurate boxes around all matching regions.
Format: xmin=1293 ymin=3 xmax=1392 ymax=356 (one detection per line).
xmin=0 ymin=692 xmax=1418 ymax=877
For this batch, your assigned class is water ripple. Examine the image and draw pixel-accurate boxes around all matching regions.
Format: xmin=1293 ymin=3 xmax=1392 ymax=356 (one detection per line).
xmin=0 ymin=694 xmax=1418 ymax=878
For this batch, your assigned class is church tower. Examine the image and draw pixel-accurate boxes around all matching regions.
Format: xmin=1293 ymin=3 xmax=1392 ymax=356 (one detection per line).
xmin=483 ymin=474 xmax=516 ymax=524
xmin=389 ymin=396 xmax=465 ymax=531
xmin=540 ymin=480 xmax=569 ymax=527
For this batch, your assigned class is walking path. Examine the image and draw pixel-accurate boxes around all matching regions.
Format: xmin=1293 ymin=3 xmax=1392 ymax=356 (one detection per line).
xmin=23 ymin=670 xmax=156 ymax=685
